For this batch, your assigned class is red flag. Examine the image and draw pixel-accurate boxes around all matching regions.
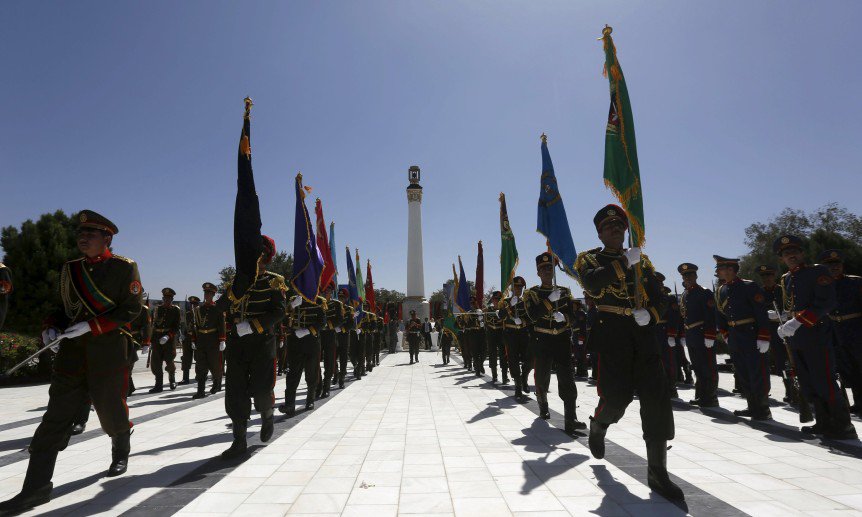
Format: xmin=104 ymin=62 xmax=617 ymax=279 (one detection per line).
xmin=476 ymin=240 xmax=484 ymax=307
xmin=314 ymin=199 xmax=336 ymax=291
xmin=366 ymin=260 xmax=376 ymax=313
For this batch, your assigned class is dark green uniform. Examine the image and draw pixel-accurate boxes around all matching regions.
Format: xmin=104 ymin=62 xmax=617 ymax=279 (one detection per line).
xmin=282 ymin=295 xmax=326 ymax=414
xmin=126 ymin=303 xmax=151 ymax=396
xmin=499 ymin=291 xmax=532 ymax=398
xmin=320 ymin=297 xmax=345 ymax=395
xmin=456 ymin=311 xmax=483 ymax=374
xmin=193 ymin=301 xmax=226 ymax=394
xmin=406 ymin=315 xmax=422 ymax=363
xmin=484 ymin=301 xmax=506 ymax=382
xmin=150 ymin=302 xmax=181 ymax=389
xmin=181 ymin=301 xmax=199 ymax=384
xmin=337 ymin=302 xmax=356 ymax=386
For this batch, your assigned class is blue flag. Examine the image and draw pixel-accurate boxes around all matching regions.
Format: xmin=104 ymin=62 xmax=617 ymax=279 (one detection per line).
xmin=536 ymin=134 xmax=578 ymax=279
xmin=345 ymin=246 xmax=363 ymax=323
xmin=456 ymin=256 xmax=470 ymax=312
xmin=290 ymin=173 xmax=324 ymax=302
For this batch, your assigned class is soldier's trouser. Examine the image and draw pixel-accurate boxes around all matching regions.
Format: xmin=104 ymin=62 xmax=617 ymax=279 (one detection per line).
xmin=504 ymin=328 xmax=531 ymax=385
xmin=181 ymin=340 xmax=193 ymax=373
xmin=73 ymin=399 xmax=92 ymax=425
xmin=461 ymin=335 xmax=472 ymax=368
xmin=350 ymin=331 xmax=364 ymax=376
xmin=389 ymin=327 xmax=398 ymax=353
xmin=769 ymin=323 xmax=788 ymax=375
xmin=729 ymin=327 xmax=771 ymax=404
xmin=662 ymin=342 xmax=678 ymax=390
xmin=834 ymin=324 xmax=862 ymax=390
xmin=674 ymin=340 xmax=690 ymax=377
xmin=224 ymin=334 xmax=276 ymax=422
xmin=150 ymin=338 xmax=176 ymax=382
xmin=364 ymin=333 xmax=374 ymax=370
xmin=685 ymin=328 xmax=718 ymax=401
xmin=497 ymin=340 xmax=508 ymax=380
xmin=337 ymin=332 xmax=350 ymax=381
xmin=486 ymin=329 xmax=502 ymax=378
xmin=195 ymin=338 xmax=223 ymax=383
xmin=591 ymin=314 xmax=674 ymax=441
xmin=469 ymin=330 xmax=485 ymax=373
xmin=533 ymin=333 xmax=577 ymax=409
xmin=441 ymin=336 xmax=451 ymax=363
xmin=573 ymin=337 xmax=588 ymax=374
xmin=793 ymin=343 xmax=851 ymax=429
xmin=374 ymin=334 xmax=381 ymax=364
xmin=407 ymin=334 xmax=420 ymax=361
xmin=284 ymin=334 xmax=321 ymax=406
xmin=320 ymin=330 xmax=337 ymax=388
xmin=277 ymin=343 xmax=288 ymax=373
xmin=30 ymin=334 xmax=131 ymax=453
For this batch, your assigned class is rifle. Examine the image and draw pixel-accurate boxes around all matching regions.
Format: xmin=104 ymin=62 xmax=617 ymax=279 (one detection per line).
xmin=3 ymin=336 xmax=65 ymax=377
xmin=773 ymin=301 xmax=813 ymax=423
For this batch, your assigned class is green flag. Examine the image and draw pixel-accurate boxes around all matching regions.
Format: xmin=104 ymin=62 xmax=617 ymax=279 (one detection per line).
xmin=600 ymin=25 xmax=645 ymax=246
xmin=499 ymin=192 xmax=519 ymax=296
xmin=355 ymin=248 xmax=365 ymax=301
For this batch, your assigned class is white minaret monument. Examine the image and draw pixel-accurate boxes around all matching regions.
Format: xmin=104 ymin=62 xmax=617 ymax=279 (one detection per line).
xmin=403 ymin=165 xmax=429 ymax=322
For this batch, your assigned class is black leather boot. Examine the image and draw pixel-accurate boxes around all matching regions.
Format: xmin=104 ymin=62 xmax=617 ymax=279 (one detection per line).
xmin=127 ymin=376 xmax=136 ymax=397
xmin=338 ymin=373 xmax=345 ymax=389
xmin=179 ymin=369 xmax=190 ymax=385
xmin=588 ymin=417 xmax=607 ymax=459
xmin=149 ymin=375 xmax=164 ymax=394
xmin=0 ymin=451 xmax=57 ymax=514
xmin=168 ymin=373 xmax=177 ymax=390
xmin=733 ymin=396 xmax=753 ymax=417
xmin=279 ymin=392 xmax=296 ymax=417
xmin=210 ymin=378 xmax=221 ymax=394
xmin=192 ymin=379 xmax=207 ymax=399
xmin=221 ymin=421 xmax=248 ymax=460
xmin=564 ymin=400 xmax=586 ymax=434
xmin=802 ymin=401 xmax=828 ymax=435
xmin=260 ymin=410 xmax=274 ymax=443
xmin=683 ymin=364 xmax=693 ymax=385
xmin=646 ymin=439 xmax=684 ymax=501
xmin=751 ymin=394 xmax=772 ymax=421
xmin=107 ymin=431 xmax=130 ymax=477
xmin=305 ymin=391 xmax=315 ymax=412
xmin=521 ymin=372 xmax=531 ymax=394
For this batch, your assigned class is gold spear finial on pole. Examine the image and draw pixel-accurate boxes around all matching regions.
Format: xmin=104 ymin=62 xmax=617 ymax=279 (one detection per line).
xmin=243 ymin=97 xmax=253 ymax=118
xmin=599 ymin=24 xmax=612 ymax=40
xmin=540 ymin=133 xmax=547 ymax=144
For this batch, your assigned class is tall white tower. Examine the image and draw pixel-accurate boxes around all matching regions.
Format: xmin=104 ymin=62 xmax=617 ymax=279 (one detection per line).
xmin=403 ymin=165 xmax=429 ymax=322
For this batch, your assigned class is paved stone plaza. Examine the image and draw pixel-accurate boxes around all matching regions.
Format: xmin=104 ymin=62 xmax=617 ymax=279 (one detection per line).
xmin=2 ymin=340 xmax=862 ymax=516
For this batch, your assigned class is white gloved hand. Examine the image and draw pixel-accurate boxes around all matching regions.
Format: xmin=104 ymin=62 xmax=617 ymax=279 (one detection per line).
xmin=50 ymin=343 xmax=60 ymax=353
xmin=778 ymin=318 xmax=802 ymax=338
xmin=278 ymin=340 xmax=284 ymax=349
xmin=191 ymin=342 xmax=196 ymax=350
xmin=474 ymin=309 xmax=483 ymax=315
xmin=704 ymin=339 xmax=715 ymax=349
xmin=680 ymin=337 xmax=687 ymax=347
xmin=633 ymin=308 xmax=650 ymax=326
xmin=767 ymin=310 xmax=780 ymax=322
xmin=141 ymin=345 xmax=151 ymax=355
xmin=41 ymin=328 xmax=59 ymax=345
xmin=178 ymin=334 xmax=184 ymax=344
xmin=623 ymin=247 xmax=642 ymax=268
xmin=756 ymin=340 xmax=770 ymax=353
xmin=60 ymin=321 xmax=91 ymax=340
xmin=290 ymin=296 xmax=303 ymax=309
xmin=356 ymin=328 xmax=362 ymax=335
xmin=219 ymin=341 xmax=226 ymax=351
xmin=236 ymin=321 xmax=253 ymax=337
xmin=159 ymin=335 xmax=169 ymax=345
xmin=513 ymin=317 xmax=523 ymax=325
xmin=667 ymin=337 xmax=676 ymax=347
xmin=510 ymin=296 xmax=519 ymax=306
xmin=336 ymin=326 xmax=343 ymax=333
xmin=548 ymin=289 xmax=562 ymax=302
xmin=552 ymin=311 xmax=566 ymax=323
xmin=295 ymin=328 xmax=310 ymax=339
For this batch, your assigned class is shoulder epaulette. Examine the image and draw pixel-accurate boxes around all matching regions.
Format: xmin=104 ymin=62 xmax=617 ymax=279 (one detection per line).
xmin=110 ymin=254 xmax=135 ymax=264
xmin=268 ymin=272 xmax=288 ymax=291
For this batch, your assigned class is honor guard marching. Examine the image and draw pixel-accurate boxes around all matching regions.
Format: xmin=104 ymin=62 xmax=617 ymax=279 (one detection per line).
xmin=498 ymin=276 xmax=532 ymax=400
xmin=359 ymin=302 xmax=376 ymax=373
xmin=375 ymin=310 xmax=384 ymax=366
xmin=406 ymin=310 xmax=422 ymax=364
xmin=0 ymin=211 xmax=142 ymax=514
xmin=757 ymin=265 xmax=797 ymax=403
xmin=571 ymin=299 xmax=588 ymax=378
xmin=714 ymin=255 xmax=773 ymax=420
xmin=150 ymin=288 xmax=182 ymax=392
xmin=337 ymin=288 xmax=356 ymax=386
xmin=653 ymin=274 xmax=679 ymax=397
xmin=0 ymin=262 xmax=11 ymax=330
xmin=281 ymin=282 xmax=326 ymax=416
xmin=820 ymin=250 xmax=862 ymax=416
xmin=319 ymin=282 xmax=343 ymax=398
xmin=678 ymin=263 xmax=719 ymax=407
xmin=126 ymin=298 xmax=152 ymax=397
xmin=774 ymin=236 xmax=856 ymax=438
xmin=576 ymin=205 xmax=682 ymax=501
xmin=522 ymin=252 xmax=585 ymax=433
xmin=439 ymin=325 xmax=454 ymax=364
xmin=219 ymin=235 xmax=287 ymax=459
xmin=457 ymin=296 xmax=485 ymax=375
xmin=190 ymin=282 xmax=226 ymax=399
xmin=181 ymin=296 xmax=200 ymax=385
xmin=484 ymin=291 xmax=506 ymax=383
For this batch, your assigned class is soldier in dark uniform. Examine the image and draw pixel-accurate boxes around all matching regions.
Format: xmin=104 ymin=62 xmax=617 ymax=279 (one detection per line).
xmin=406 ymin=310 xmax=422 ymax=364
xmin=281 ymin=287 xmax=326 ymax=415
xmin=360 ymin=302 xmax=376 ymax=373
xmin=678 ymin=263 xmax=719 ymax=407
xmin=577 ymin=205 xmax=682 ymax=501
xmin=219 ymin=235 xmax=287 ymax=459
xmin=820 ymin=250 xmax=862 ymax=415
xmin=457 ymin=297 xmax=485 ymax=375
xmin=668 ymin=294 xmax=693 ymax=386
xmin=191 ymin=283 xmax=226 ymax=399
xmin=337 ymin=289 xmax=355 ymax=387
xmin=654 ymin=279 xmax=680 ymax=398
xmin=319 ymin=282 xmax=343 ymax=398
xmin=714 ymin=256 xmax=772 ymax=420
xmin=522 ymin=252 xmax=586 ymax=434
xmin=758 ymin=265 xmax=796 ymax=403
xmin=0 ymin=211 xmax=141 ymax=514
xmin=149 ymin=288 xmax=182 ymax=392
xmin=375 ymin=310 xmax=385 ymax=365
xmin=275 ymin=319 xmax=287 ymax=376
xmin=571 ymin=300 xmax=589 ymax=378
xmin=126 ymin=298 xmax=151 ymax=397
xmin=440 ymin=325 xmax=454 ymax=364
xmin=585 ymin=296 xmax=599 ymax=382
xmin=499 ymin=276 xmax=532 ymax=400
xmin=484 ymin=291 xmax=506 ymax=383
xmin=0 ymin=262 xmax=11 ymax=331
xmin=180 ymin=296 xmax=200 ymax=385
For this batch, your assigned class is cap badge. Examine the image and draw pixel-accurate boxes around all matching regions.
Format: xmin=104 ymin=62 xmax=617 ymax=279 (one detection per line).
xmin=781 ymin=237 xmax=790 ymax=244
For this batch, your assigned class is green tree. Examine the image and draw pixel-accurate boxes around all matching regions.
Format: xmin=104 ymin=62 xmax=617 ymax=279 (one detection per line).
xmin=1 ymin=211 xmax=80 ymax=334
xmin=374 ymin=288 xmax=405 ymax=308
xmin=740 ymin=203 xmax=862 ymax=278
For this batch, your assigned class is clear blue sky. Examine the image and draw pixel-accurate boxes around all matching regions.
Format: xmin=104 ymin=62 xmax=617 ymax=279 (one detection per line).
xmin=2 ymin=1 xmax=860 ymax=299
